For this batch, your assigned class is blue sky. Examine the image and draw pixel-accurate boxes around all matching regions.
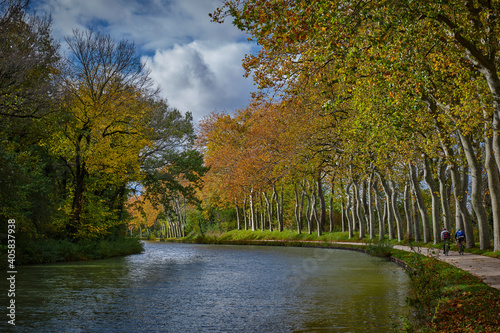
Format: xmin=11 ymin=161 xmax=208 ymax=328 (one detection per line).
xmin=30 ymin=0 xmax=258 ymax=124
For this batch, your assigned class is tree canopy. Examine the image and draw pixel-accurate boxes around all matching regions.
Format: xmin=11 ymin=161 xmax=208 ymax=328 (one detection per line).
xmin=201 ymin=0 xmax=500 ymax=251
xmin=0 ymin=1 xmax=205 ymax=241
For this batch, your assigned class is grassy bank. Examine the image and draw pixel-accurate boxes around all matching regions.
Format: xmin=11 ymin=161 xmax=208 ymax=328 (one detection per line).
xmin=172 ymin=230 xmax=500 ymax=333
xmin=390 ymin=248 xmax=500 ymax=332
xmin=0 ymin=237 xmax=144 ymax=268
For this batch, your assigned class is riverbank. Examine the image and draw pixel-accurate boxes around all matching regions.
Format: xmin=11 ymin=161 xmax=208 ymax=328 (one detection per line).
xmin=169 ymin=230 xmax=500 ymax=333
xmin=0 ymin=237 xmax=144 ymax=268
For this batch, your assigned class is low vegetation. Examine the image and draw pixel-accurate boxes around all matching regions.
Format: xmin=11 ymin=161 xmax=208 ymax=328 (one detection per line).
xmin=0 ymin=237 xmax=143 ymax=268
xmin=393 ymin=249 xmax=500 ymax=333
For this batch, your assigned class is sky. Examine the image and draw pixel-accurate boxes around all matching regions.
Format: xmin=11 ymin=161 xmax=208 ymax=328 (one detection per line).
xmin=30 ymin=0 xmax=258 ymax=124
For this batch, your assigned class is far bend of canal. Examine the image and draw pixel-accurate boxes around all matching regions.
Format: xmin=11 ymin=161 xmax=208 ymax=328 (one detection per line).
xmin=3 ymin=242 xmax=410 ymax=332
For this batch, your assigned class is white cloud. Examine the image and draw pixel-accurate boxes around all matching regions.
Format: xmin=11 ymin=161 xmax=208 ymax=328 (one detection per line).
xmin=31 ymin=0 xmax=258 ymax=123
xmin=34 ymin=0 xmax=247 ymax=51
xmin=144 ymin=41 xmax=255 ymax=122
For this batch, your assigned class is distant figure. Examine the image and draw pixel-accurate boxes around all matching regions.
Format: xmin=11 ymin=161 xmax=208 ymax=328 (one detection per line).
xmin=455 ymin=228 xmax=465 ymax=242
xmin=440 ymin=228 xmax=451 ymax=241
xmin=440 ymin=228 xmax=451 ymax=254
xmin=455 ymin=228 xmax=466 ymax=255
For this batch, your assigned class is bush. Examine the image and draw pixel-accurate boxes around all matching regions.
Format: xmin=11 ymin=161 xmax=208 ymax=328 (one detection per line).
xmin=407 ymin=254 xmax=444 ymax=319
xmin=366 ymin=240 xmax=394 ymax=257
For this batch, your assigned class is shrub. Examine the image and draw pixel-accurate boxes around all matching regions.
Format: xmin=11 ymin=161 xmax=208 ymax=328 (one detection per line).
xmin=366 ymin=240 xmax=394 ymax=257
xmin=15 ymin=237 xmax=143 ymax=265
xmin=405 ymin=249 xmax=444 ymax=320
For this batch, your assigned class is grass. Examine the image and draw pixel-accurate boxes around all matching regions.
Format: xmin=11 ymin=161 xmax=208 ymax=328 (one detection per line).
xmin=185 ymin=228 xmax=353 ymax=242
xmin=391 ymin=248 xmax=500 ymax=332
xmin=173 ymin=229 xmax=500 ymax=333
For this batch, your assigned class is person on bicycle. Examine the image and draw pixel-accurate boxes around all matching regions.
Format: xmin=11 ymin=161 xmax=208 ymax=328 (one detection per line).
xmin=455 ymin=228 xmax=466 ymax=253
xmin=440 ymin=227 xmax=451 ymax=254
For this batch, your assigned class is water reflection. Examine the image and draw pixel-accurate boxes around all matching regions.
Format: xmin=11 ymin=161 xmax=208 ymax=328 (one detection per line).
xmin=2 ymin=242 xmax=409 ymax=332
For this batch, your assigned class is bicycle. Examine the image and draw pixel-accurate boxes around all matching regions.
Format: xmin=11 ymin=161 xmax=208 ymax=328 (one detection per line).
xmin=457 ymin=237 xmax=466 ymax=255
xmin=442 ymin=239 xmax=450 ymax=256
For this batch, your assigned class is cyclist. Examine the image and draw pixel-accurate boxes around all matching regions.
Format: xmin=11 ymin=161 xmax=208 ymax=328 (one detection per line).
xmin=440 ymin=227 xmax=451 ymax=255
xmin=455 ymin=228 xmax=466 ymax=255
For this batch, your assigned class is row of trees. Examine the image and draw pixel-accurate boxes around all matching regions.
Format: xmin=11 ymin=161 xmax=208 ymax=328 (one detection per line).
xmin=196 ymin=0 xmax=500 ymax=252
xmin=1 ymin=0 xmax=204 ymax=240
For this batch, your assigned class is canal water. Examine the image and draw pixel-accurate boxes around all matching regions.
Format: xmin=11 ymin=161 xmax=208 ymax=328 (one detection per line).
xmin=3 ymin=242 xmax=409 ymax=332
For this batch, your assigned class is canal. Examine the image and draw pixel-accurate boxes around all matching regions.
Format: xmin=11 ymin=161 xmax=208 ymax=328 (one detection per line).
xmin=3 ymin=242 xmax=409 ymax=332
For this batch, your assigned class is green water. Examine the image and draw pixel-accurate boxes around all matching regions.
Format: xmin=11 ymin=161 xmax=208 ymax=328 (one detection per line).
xmin=2 ymin=242 xmax=410 ymax=332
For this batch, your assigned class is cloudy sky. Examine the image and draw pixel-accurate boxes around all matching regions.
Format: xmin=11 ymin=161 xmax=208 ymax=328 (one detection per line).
xmin=30 ymin=0 xmax=258 ymax=124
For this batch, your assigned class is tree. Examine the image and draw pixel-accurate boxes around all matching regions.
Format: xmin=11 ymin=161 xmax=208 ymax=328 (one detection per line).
xmin=0 ymin=0 xmax=62 ymax=236
xmin=52 ymin=29 xmax=157 ymax=239
xmin=0 ymin=0 xmax=60 ymax=119
xmin=207 ymin=0 xmax=500 ymax=250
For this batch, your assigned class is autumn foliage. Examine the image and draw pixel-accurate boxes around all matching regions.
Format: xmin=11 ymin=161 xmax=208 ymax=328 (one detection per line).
xmin=0 ymin=2 xmax=203 ymax=241
xmin=200 ymin=0 xmax=500 ymax=252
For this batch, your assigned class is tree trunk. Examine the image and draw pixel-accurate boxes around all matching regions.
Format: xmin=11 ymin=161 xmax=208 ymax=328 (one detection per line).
xmin=346 ymin=183 xmax=354 ymax=238
xmin=250 ymin=189 xmax=256 ymax=231
xmin=409 ymin=163 xmax=431 ymax=243
xmin=341 ymin=202 xmax=346 ymax=232
xmin=423 ymin=155 xmax=442 ymax=244
xmin=376 ymin=172 xmax=395 ymax=240
xmin=367 ymin=172 xmax=376 ymax=240
xmin=294 ymin=183 xmax=303 ymax=234
xmin=269 ymin=191 xmax=275 ymax=232
xmin=273 ymin=184 xmax=284 ymax=232
xmin=353 ymin=181 xmax=365 ymax=239
xmin=243 ymin=196 xmax=248 ymax=230
xmin=485 ymin=115 xmax=500 ymax=252
xmin=389 ymin=181 xmax=404 ymax=242
xmin=235 ymin=199 xmax=241 ymax=230
xmin=350 ymin=191 xmax=357 ymax=237
xmin=438 ymin=161 xmax=452 ymax=231
xmin=412 ymin=195 xmax=422 ymax=242
xmin=362 ymin=180 xmax=370 ymax=238
xmin=280 ymin=185 xmax=284 ymax=232
xmin=263 ymin=191 xmax=273 ymax=232
xmin=423 ymin=94 xmax=472 ymax=245
xmin=455 ymin=198 xmax=464 ymax=231
xmin=373 ymin=179 xmax=385 ymax=240
xmin=329 ymin=195 xmax=334 ymax=232
xmin=305 ymin=180 xmax=317 ymax=235
xmin=340 ymin=181 xmax=347 ymax=232
xmin=260 ymin=193 xmax=265 ymax=231
xmin=493 ymin=112 xmax=500 ymax=182
xmin=459 ymin=131 xmax=491 ymax=249
xmin=316 ymin=175 xmax=326 ymax=237
xmin=403 ymin=183 xmax=413 ymax=240
xmin=453 ymin=161 xmax=475 ymax=248
xmin=306 ymin=193 xmax=313 ymax=235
